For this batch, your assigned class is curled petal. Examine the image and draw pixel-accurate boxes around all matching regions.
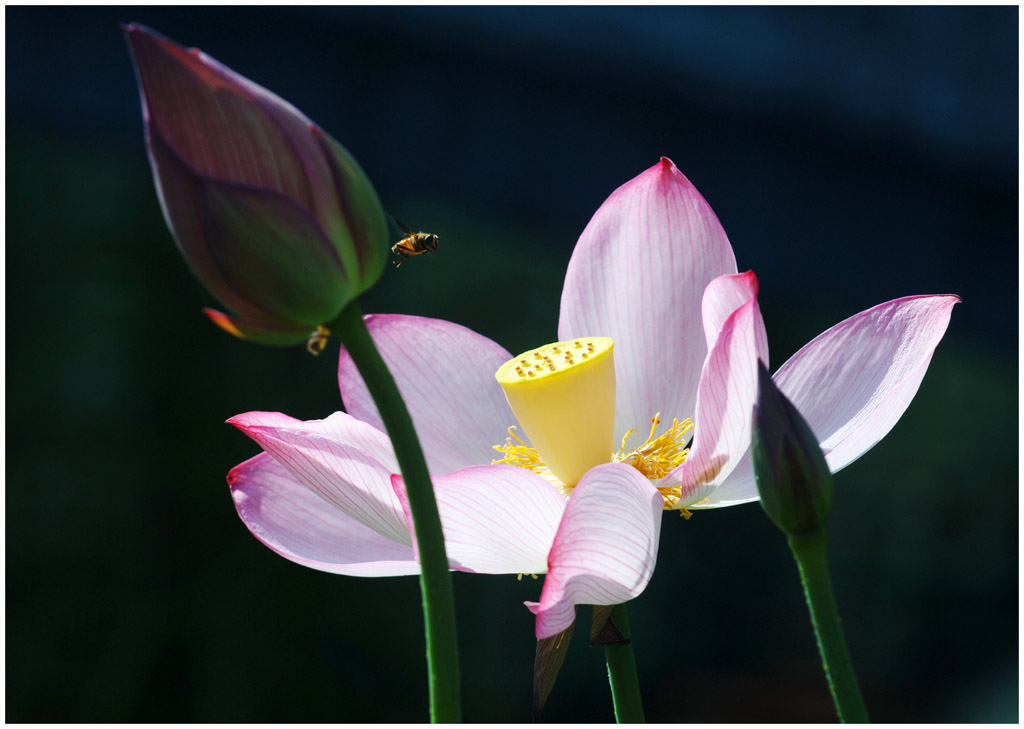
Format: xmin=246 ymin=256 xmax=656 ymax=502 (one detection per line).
xmin=230 ymin=453 xmax=418 ymax=576
xmin=559 ymin=158 xmax=737 ymax=438
xmin=705 ymin=294 xmax=960 ymax=507
xmin=391 ymin=465 xmax=565 ymax=575
xmin=773 ymin=294 xmax=960 ymax=473
xmin=527 ymin=463 xmax=663 ymax=640
xmin=701 ymin=271 xmax=768 ymax=366
xmin=667 ymin=279 xmax=761 ymax=506
xmin=227 ymin=411 xmax=408 ymax=545
xmin=338 ymin=314 xmax=517 ymax=473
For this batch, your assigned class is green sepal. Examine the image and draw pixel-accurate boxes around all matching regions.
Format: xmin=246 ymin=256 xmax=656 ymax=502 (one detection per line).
xmin=202 ymin=179 xmax=350 ymax=326
xmin=313 ymin=127 xmax=390 ymax=297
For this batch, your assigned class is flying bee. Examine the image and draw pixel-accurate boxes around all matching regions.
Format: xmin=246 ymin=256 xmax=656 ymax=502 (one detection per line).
xmin=306 ymin=324 xmax=331 ymax=356
xmin=388 ymin=214 xmax=438 ymax=268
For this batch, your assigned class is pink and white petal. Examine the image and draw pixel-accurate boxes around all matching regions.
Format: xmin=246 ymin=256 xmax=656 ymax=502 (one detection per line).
xmin=665 ymin=287 xmax=760 ymax=508
xmin=229 ymin=453 xmax=419 ymax=576
xmin=701 ymin=271 xmax=769 ymax=367
xmin=558 ymin=158 xmax=738 ymax=438
xmin=338 ymin=314 xmax=517 ymax=474
xmin=772 ymin=294 xmax=959 ymax=473
xmin=391 ymin=465 xmax=565 ymax=575
xmin=228 ymin=411 xmax=410 ymax=545
xmin=526 ymin=463 xmax=663 ymax=640
xmin=688 ymin=448 xmax=759 ymax=508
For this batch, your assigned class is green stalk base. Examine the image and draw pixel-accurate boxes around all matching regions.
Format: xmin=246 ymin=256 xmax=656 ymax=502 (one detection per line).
xmin=604 ymin=604 xmax=645 ymax=723
xmin=788 ymin=529 xmax=869 ymax=724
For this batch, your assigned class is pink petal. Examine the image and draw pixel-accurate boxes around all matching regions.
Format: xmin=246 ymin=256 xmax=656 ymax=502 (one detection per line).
xmin=526 ymin=463 xmax=663 ymax=640
xmin=773 ymin=294 xmax=960 ymax=473
xmin=666 ymin=277 xmax=761 ymax=506
xmin=701 ymin=271 xmax=769 ymax=366
xmin=391 ymin=465 xmax=566 ymax=575
xmin=690 ymin=448 xmax=758 ymax=508
xmin=558 ymin=158 xmax=738 ymax=439
xmin=228 ymin=411 xmax=409 ymax=545
xmin=338 ymin=314 xmax=517 ymax=474
xmin=704 ymin=294 xmax=960 ymax=507
xmin=229 ymin=453 xmax=419 ymax=576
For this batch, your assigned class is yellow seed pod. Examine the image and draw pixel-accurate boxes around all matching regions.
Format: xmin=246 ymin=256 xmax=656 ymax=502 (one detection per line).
xmin=495 ymin=337 xmax=615 ymax=487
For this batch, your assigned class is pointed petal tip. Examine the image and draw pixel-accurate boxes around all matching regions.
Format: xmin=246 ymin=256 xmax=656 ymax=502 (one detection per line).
xmin=203 ymin=307 xmax=244 ymax=338
xmin=650 ymin=155 xmax=698 ymax=187
xmin=122 ymin=22 xmax=181 ymax=54
xmin=733 ymin=269 xmax=760 ymax=294
xmin=651 ymin=156 xmax=682 ymax=181
xmin=225 ymin=412 xmax=258 ymax=431
xmin=226 ymin=460 xmax=247 ymax=488
xmin=898 ymin=293 xmax=961 ymax=305
xmin=225 ymin=410 xmax=291 ymax=432
xmin=202 ymin=308 xmax=312 ymax=347
xmin=121 ymin=21 xmax=146 ymax=37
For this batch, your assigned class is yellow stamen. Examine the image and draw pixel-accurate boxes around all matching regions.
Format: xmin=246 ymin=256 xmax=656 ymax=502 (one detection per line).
xmin=493 ymin=410 xmax=695 ymax=510
xmin=614 ymin=413 xmax=693 ymax=481
xmin=614 ymin=414 xmax=693 ymax=509
xmin=492 ymin=427 xmax=546 ymax=473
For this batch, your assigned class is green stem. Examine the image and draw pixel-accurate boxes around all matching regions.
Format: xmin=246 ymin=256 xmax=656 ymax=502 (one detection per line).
xmin=604 ymin=604 xmax=645 ymax=723
xmin=332 ymin=301 xmax=461 ymax=723
xmin=787 ymin=529 xmax=869 ymax=723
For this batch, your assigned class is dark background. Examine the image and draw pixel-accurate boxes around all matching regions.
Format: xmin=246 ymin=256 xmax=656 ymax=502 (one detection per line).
xmin=6 ymin=5 xmax=1018 ymax=723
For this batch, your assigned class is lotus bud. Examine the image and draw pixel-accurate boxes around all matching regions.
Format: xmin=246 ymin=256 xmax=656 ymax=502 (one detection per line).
xmin=124 ymin=24 xmax=389 ymax=347
xmin=752 ymin=362 xmax=834 ymax=536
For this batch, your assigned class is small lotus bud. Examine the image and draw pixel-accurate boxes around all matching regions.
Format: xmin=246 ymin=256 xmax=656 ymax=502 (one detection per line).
xmin=752 ymin=362 xmax=833 ymax=535
xmin=124 ymin=24 xmax=389 ymax=346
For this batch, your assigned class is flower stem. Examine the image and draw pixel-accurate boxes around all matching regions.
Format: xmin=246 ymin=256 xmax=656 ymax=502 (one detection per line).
xmin=604 ymin=604 xmax=645 ymax=723
xmin=332 ymin=301 xmax=461 ymax=723
xmin=787 ymin=529 xmax=869 ymax=723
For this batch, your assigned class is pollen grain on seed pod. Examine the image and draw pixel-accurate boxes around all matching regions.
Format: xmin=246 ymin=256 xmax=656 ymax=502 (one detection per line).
xmin=574 ymin=340 xmax=582 ymax=348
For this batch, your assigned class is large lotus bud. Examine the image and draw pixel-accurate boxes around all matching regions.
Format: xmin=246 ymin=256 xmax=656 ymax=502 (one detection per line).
xmin=125 ymin=24 xmax=389 ymax=346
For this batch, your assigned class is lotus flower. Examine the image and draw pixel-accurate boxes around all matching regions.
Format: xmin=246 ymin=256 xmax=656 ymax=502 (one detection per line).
xmin=228 ymin=159 xmax=957 ymax=639
xmin=125 ymin=24 xmax=390 ymax=346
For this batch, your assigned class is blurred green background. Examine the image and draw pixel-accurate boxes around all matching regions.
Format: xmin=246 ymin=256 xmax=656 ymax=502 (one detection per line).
xmin=6 ymin=5 xmax=1017 ymax=723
